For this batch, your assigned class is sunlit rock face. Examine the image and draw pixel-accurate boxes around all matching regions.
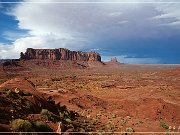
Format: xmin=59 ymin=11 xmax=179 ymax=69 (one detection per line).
xmin=20 ymin=48 xmax=101 ymax=62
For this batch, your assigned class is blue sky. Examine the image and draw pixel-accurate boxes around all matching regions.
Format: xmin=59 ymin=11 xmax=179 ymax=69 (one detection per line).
xmin=0 ymin=0 xmax=180 ymax=64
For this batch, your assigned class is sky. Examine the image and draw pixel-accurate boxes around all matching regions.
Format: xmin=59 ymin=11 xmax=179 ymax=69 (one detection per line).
xmin=0 ymin=0 xmax=180 ymax=64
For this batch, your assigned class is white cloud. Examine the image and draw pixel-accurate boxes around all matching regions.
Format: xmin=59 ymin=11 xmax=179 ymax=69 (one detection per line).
xmin=1 ymin=0 xmax=180 ymax=63
xmin=11 ymin=0 xmax=180 ymax=35
xmin=0 ymin=33 xmax=91 ymax=59
xmin=166 ymin=21 xmax=180 ymax=26
xmin=151 ymin=2 xmax=180 ymax=27
xmin=117 ymin=20 xmax=129 ymax=24
xmin=11 ymin=0 xmax=161 ymax=39
xmin=108 ymin=12 xmax=122 ymax=17
xmin=0 ymin=43 xmax=17 ymax=59
xmin=2 ymin=31 xmax=29 ymax=41
xmin=150 ymin=13 xmax=171 ymax=20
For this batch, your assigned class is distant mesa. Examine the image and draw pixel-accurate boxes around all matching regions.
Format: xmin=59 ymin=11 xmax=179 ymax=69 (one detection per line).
xmin=20 ymin=48 xmax=101 ymax=62
xmin=105 ymin=57 xmax=121 ymax=65
xmin=111 ymin=57 xmax=118 ymax=63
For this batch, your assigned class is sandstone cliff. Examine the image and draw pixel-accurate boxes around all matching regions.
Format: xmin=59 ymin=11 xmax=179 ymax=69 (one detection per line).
xmin=20 ymin=48 xmax=101 ymax=62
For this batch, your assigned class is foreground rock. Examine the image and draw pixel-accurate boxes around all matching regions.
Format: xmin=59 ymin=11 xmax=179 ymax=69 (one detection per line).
xmin=0 ymin=77 xmax=95 ymax=133
xmin=0 ymin=77 xmax=36 ymax=92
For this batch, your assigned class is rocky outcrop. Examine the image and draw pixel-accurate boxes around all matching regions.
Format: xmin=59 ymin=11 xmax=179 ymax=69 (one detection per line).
xmin=20 ymin=48 xmax=101 ymax=62
xmin=110 ymin=57 xmax=118 ymax=63
xmin=104 ymin=57 xmax=121 ymax=66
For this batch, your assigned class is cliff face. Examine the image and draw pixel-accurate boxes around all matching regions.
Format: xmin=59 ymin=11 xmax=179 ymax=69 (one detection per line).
xmin=20 ymin=48 xmax=101 ymax=62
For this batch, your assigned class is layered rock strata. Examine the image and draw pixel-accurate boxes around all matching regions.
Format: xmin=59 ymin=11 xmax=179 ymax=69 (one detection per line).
xmin=20 ymin=48 xmax=101 ymax=61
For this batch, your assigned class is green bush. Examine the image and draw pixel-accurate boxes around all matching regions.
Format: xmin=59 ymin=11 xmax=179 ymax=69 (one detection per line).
xmin=126 ymin=127 xmax=134 ymax=133
xmin=160 ymin=120 xmax=169 ymax=129
xmin=11 ymin=119 xmax=33 ymax=132
xmin=40 ymin=109 xmax=52 ymax=120
xmin=35 ymin=121 xmax=50 ymax=132
xmin=0 ymin=87 xmax=10 ymax=94
xmin=25 ymin=100 xmax=34 ymax=110
xmin=6 ymin=90 xmax=15 ymax=97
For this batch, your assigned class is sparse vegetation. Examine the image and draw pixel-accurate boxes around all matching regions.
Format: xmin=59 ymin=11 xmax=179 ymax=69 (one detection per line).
xmin=126 ymin=127 xmax=134 ymax=133
xmin=22 ymin=91 xmax=32 ymax=96
xmin=0 ymin=87 xmax=10 ymax=94
xmin=160 ymin=120 xmax=169 ymax=129
xmin=11 ymin=119 xmax=33 ymax=132
xmin=25 ymin=100 xmax=34 ymax=110
xmin=57 ymin=104 xmax=78 ymax=121
xmin=65 ymin=118 xmax=72 ymax=123
xmin=0 ymin=60 xmax=180 ymax=133
xmin=40 ymin=109 xmax=52 ymax=121
xmin=6 ymin=90 xmax=15 ymax=97
xmin=35 ymin=121 xmax=50 ymax=132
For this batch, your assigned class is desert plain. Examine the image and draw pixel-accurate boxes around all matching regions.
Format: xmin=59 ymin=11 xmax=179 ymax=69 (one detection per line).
xmin=0 ymin=59 xmax=180 ymax=134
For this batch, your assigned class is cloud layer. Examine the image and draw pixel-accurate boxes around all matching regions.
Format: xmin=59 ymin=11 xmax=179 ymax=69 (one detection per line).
xmin=1 ymin=0 xmax=180 ymax=63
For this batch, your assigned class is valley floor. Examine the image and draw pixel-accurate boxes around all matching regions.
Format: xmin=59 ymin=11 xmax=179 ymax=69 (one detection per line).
xmin=0 ymin=62 xmax=180 ymax=134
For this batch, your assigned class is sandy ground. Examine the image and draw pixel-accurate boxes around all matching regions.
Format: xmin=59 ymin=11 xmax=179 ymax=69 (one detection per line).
xmin=0 ymin=61 xmax=180 ymax=133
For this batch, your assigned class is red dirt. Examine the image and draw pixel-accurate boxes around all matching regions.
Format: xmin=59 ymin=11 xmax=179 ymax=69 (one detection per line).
xmin=0 ymin=77 xmax=36 ymax=92
xmin=0 ymin=61 xmax=180 ymax=133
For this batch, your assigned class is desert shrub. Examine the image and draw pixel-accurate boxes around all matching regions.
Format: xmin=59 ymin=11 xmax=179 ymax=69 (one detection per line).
xmin=59 ymin=112 xmax=65 ymax=118
xmin=160 ymin=120 xmax=169 ymax=129
xmin=126 ymin=127 xmax=134 ymax=133
xmin=57 ymin=104 xmax=78 ymax=121
xmin=65 ymin=118 xmax=72 ymax=123
xmin=35 ymin=121 xmax=50 ymax=132
xmin=40 ymin=109 xmax=52 ymax=121
xmin=22 ymin=91 xmax=32 ymax=96
xmin=0 ymin=87 xmax=10 ymax=94
xmin=97 ymin=130 xmax=105 ymax=135
xmin=25 ymin=100 xmax=34 ymax=110
xmin=11 ymin=119 xmax=33 ymax=132
xmin=6 ymin=90 xmax=15 ymax=98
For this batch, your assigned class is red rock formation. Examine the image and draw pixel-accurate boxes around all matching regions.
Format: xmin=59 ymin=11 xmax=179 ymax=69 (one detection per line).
xmin=104 ymin=57 xmax=121 ymax=66
xmin=111 ymin=57 xmax=118 ymax=62
xmin=20 ymin=48 xmax=101 ymax=62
